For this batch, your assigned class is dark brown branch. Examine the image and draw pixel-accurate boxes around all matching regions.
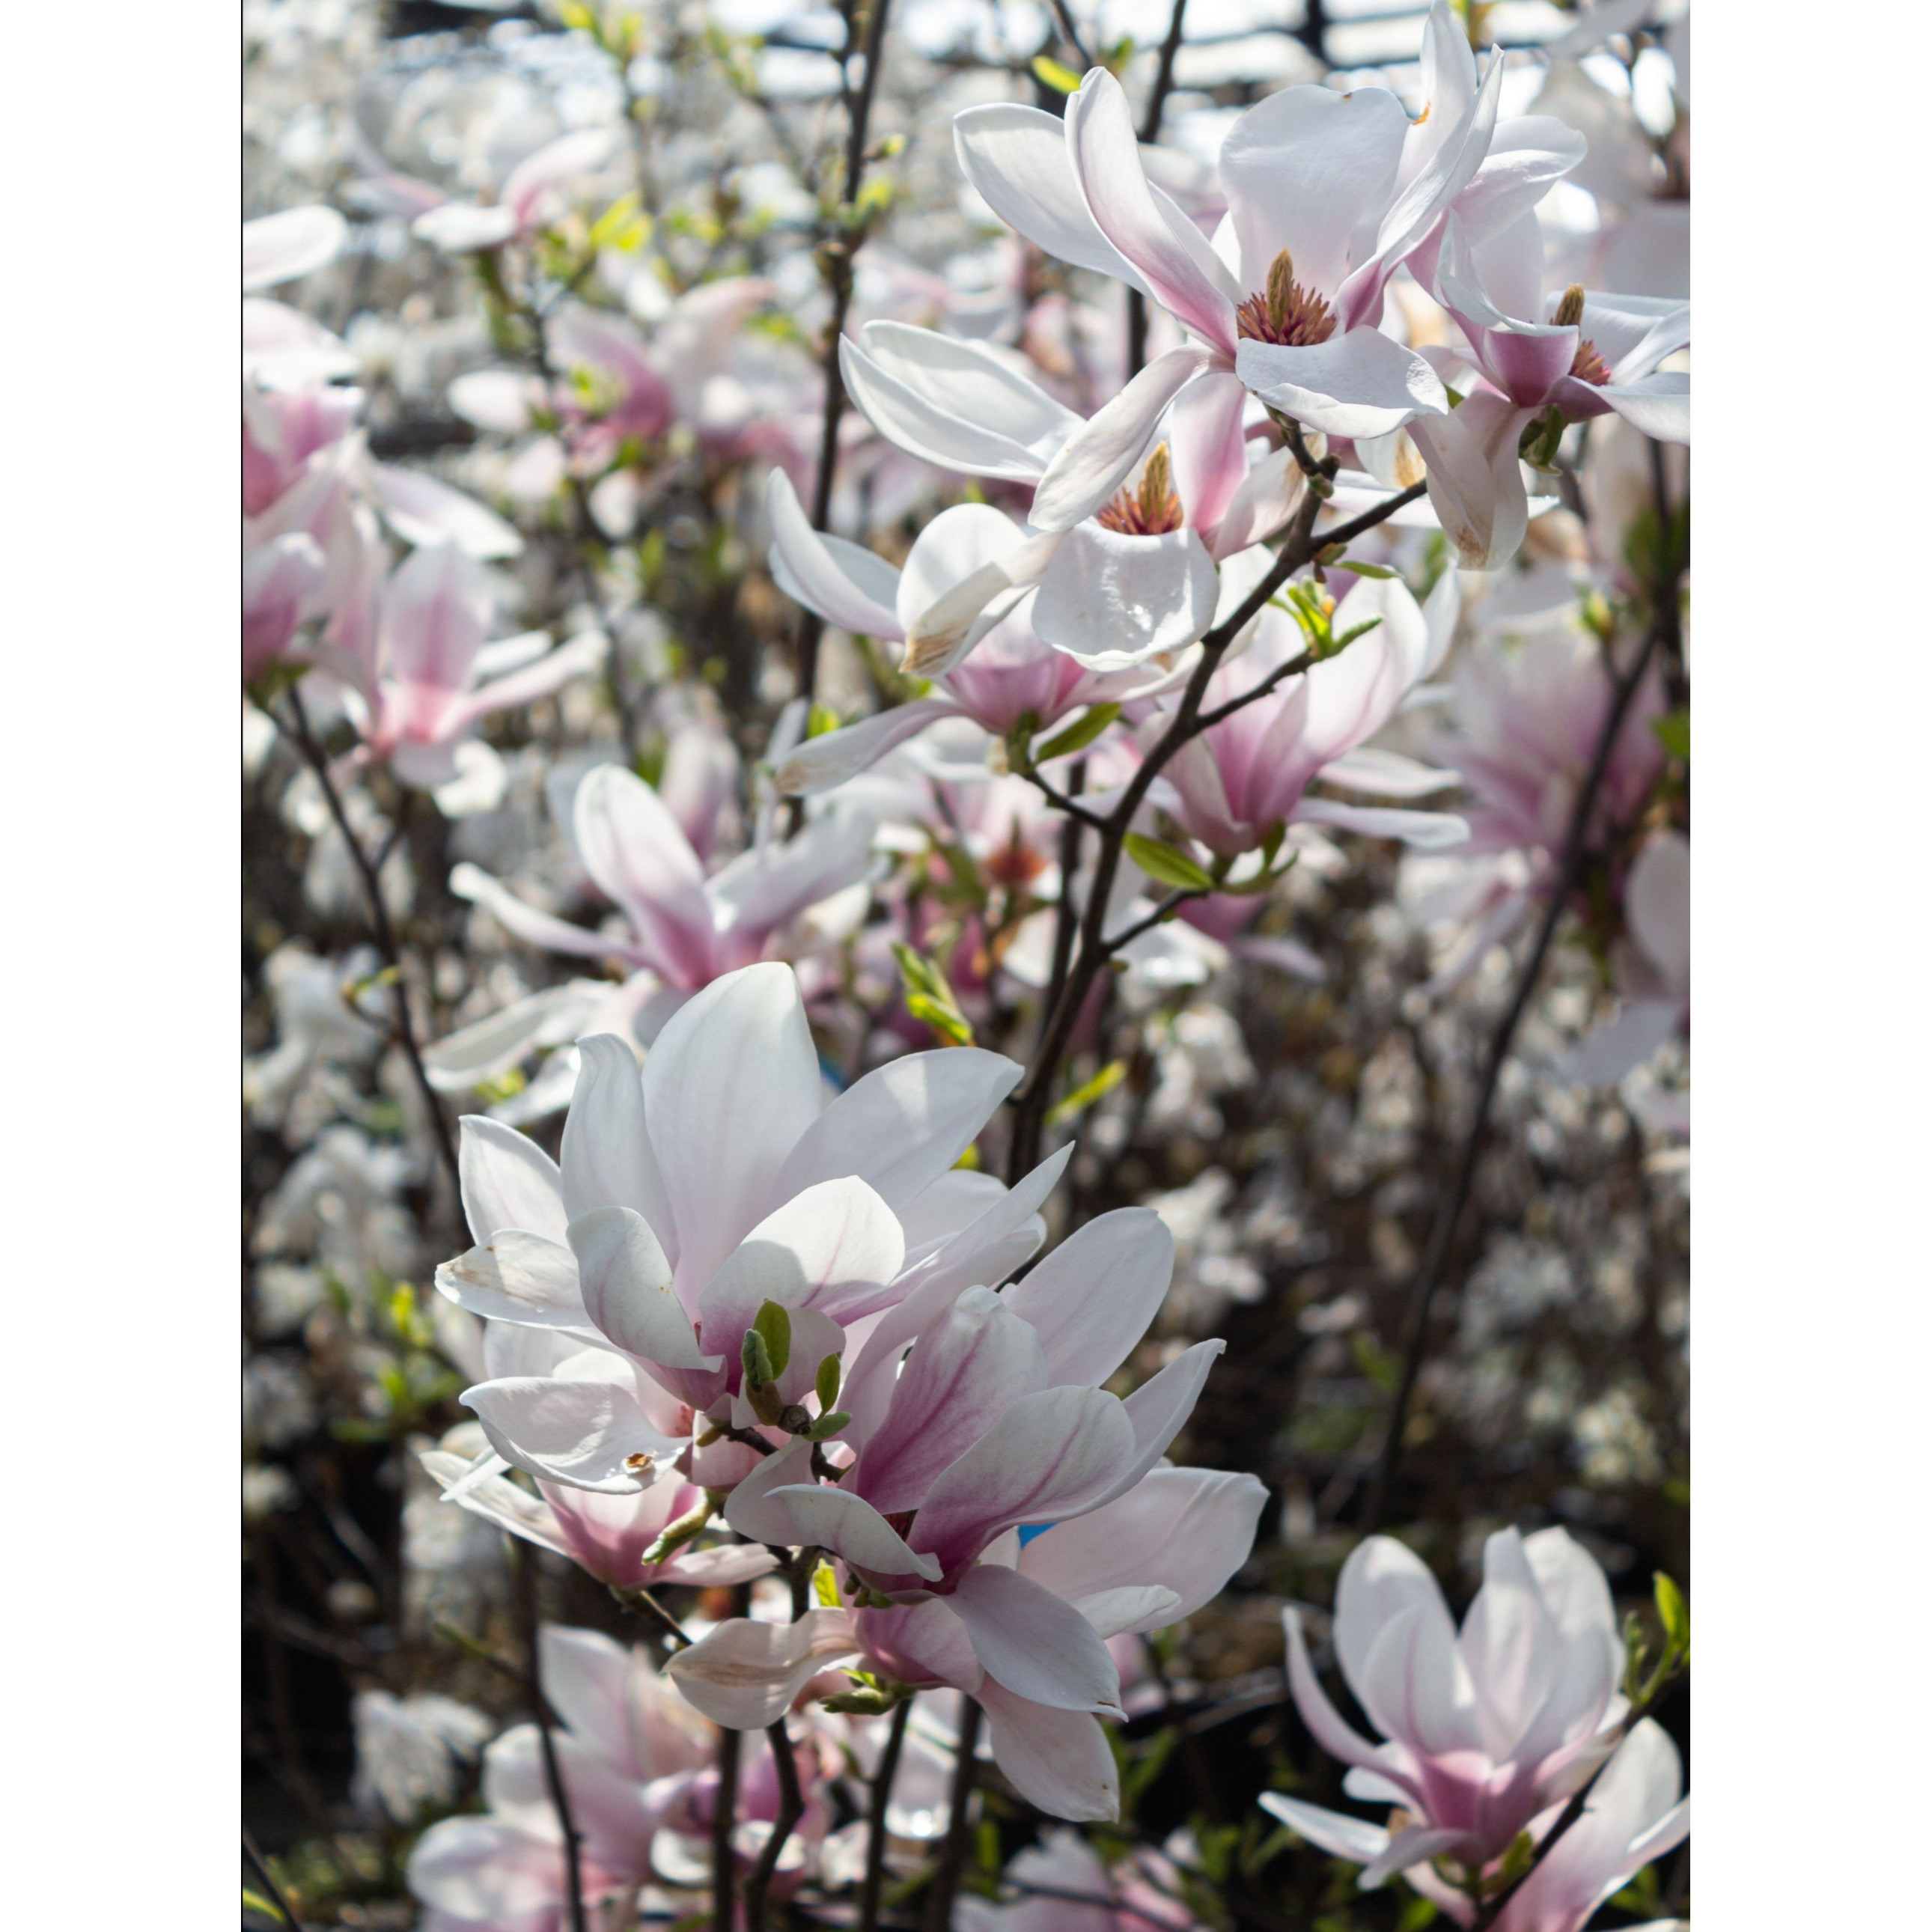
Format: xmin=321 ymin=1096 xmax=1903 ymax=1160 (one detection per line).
xmin=742 ymin=1716 xmax=807 ymax=1932
xmin=711 ymin=1724 xmax=743 ymax=1932
xmin=858 ymin=1698 xmax=912 ymax=1932
xmin=1362 ymin=588 xmax=1677 ymax=1532
xmin=243 ymin=1827 xmax=307 ymax=1932
xmin=281 ymin=689 xmax=461 ymax=1202
xmin=922 ymin=1697 xmax=984 ymax=1932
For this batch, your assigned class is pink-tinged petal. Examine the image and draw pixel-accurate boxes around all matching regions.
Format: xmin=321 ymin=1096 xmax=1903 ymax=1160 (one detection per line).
xmin=1338 ymin=48 xmax=1505 ymax=326
xmin=1064 ymin=70 xmax=1240 ymax=354
xmin=773 ymin=1049 xmax=1023 ymax=1215
xmin=1029 ymin=345 xmax=1213 ymax=534
xmin=1449 ymin=118 xmax=1589 ymax=250
xmin=1088 ymin=1338 xmax=1227 ymax=1509
xmin=436 ymin=1231 xmax=590 ymax=1329
xmin=455 ymin=628 xmax=606 ymax=729
xmin=420 ymin=1448 xmax=572 ymax=1561
xmin=1318 ymin=749 xmax=1463 ymax=798
xmin=660 ymin=1542 xmax=782 ymax=1586
xmin=1210 ymin=445 xmax=1305 ymax=560
xmin=1361 ymin=1825 xmax=1469 ymax=1889
xmin=413 ymin=201 xmax=519 ymax=252
xmin=560 ymin=1034 xmax=677 ymax=1239
xmin=642 ymin=964 xmax=824 ymax=1293
xmin=766 ymin=469 xmax=904 ymax=639
xmin=901 ymin=532 xmax=1063 ymax=677
xmin=1294 ymin=799 xmax=1469 ymax=848
xmin=1567 ymin=999 xmax=1681 ymax=1087
xmin=242 ymin=531 xmax=330 ymax=679
xmin=1573 ymin=293 xmax=1691 ymax=380
xmin=667 ymin=1610 xmax=861 ymax=1729
xmin=1168 ymin=369 xmax=1252 ymax=541
xmin=764 ymin=1484 xmax=944 ymax=1582
xmin=773 ymin=698 xmax=963 ymax=794
xmin=1624 ymin=833 xmax=1689 ymax=993
xmin=449 ymin=861 xmax=641 ymax=964
xmin=379 ymin=540 xmax=493 ymax=695
xmin=571 ymin=765 xmax=713 ymax=971
xmin=1001 ymin=1207 xmax=1174 ymax=1389
xmin=703 ymin=797 xmax=876 ymax=942
xmin=855 ymin=1286 xmax=1050 ymax=1512
xmin=374 ymin=463 xmax=522 ymax=559
xmin=1284 ymin=1607 xmax=1388 ymax=1772
xmin=1356 ymin=1602 xmax=1482 ymax=1758
xmin=1334 ymin=1536 xmax=1453 ymax=1691
xmin=896 ymin=502 xmax=1037 ymax=635
xmin=1019 ymin=1467 xmax=1267 ymax=1627
xmin=1408 ymin=390 xmax=1532 ymax=570
xmin=1236 ymin=331 xmax=1448 ymax=442
xmin=243 ymin=297 xmax=358 ymax=388
xmin=953 ymin=103 xmax=1151 ymax=293
xmin=1258 ymin=1793 xmax=1391 ymax=1865
xmin=722 ymin=1436 xmax=817 ymax=1545
xmin=242 ymin=205 xmax=347 ymax=291
xmin=839 ymin=1148 xmax=1070 ymax=1449
xmin=1229 ymin=933 xmax=1328 ymax=981
xmin=500 ymin=126 xmax=621 ymax=225
xmin=463 ymin=1370 xmax=680 ymax=1493
xmin=1032 ymin=523 xmax=1219 ymax=668
xmin=1593 ymin=371 xmax=1689 ymax=445
xmin=858 ymin=1597 xmax=982 ymax=1689
xmin=948 ymin=1564 xmax=1124 ymax=1713
xmin=570 ymin=1207 xmax=720 ymax=1371
xmin=1219 ymin=85 xmax=1407 ymax=296
xmin=448 ymin=368 xmax=546 ymax=433
xmin=975 ymin=1681 xmax=1118 ymax=1823
xmin=698 ymin=1175 xmax=905 ymax=1343
xmin=840 ymin=325 xmax=1077 ymax=481
xmin=912 ymin=1386 xmax=1137 ymax=1572
xmin=408 ymin=1815 xmax=565 ymax=1917
xmin=1460 ymin=1528 xmax=1561 ymax=1759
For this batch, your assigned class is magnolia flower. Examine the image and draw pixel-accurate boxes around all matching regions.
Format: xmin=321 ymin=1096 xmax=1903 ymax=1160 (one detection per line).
xmin=764 ymin=472 xmax=1182 ymax=792
xmin=243 ymin=204 xmax=347 ymax=293
xmin=947 ymin=4 xmax=1581 ymax=522
xmin=449 ymin=281 xmax=778 ymax=533
xmin=450 ymin=761 xmax=876 ymax=1015
xmin=836 ymin=322 xmax=1303 ymax=672
xmin=1412 ymin=217 xmax=1690 ymax=567
xmin=421 ymin=1422 xmax=775 ymax=1591
xmin=1273 ymin=1529 xmax=1630 ymax=1880
xmin=407 ymin=1623 xmax=716 ymax=1930
xmin=957 ymin=1828 xmax=1200 ymax=1932
xmin=1569 ymin=830 xmax=1689 ymax=1088
xmin=666 ymin=1207 xmax=1264 ymax=1821
xmin=242 ymin=204 xmax=355 ymax=392
xmin=438 ymin=963 xmax=1042 ymax=1491
xmin=410 ymin=127 xmax=622 ymax=254
xmin=1267 ymin=1717 xmax=1688 ymax=1931
xmin=1151 ymin=572 xmax=1469 ymax=856
xmin=320 ymin=541 xmax=604 ymax=799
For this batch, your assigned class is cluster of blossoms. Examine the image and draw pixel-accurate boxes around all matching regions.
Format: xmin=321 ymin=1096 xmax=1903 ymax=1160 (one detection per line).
xmin=243 ymin=1 xmax=1690 ymax=1926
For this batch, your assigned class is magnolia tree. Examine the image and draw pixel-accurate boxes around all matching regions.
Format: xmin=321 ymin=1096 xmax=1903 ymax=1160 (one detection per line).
xmin=243 ymin=2 xmax=1689 ymax=1928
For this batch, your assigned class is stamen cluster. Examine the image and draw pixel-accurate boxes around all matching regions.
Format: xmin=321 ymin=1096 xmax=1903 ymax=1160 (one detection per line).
xmin=1096 ymin=441 xmax=1184 ymax=535
xmin=1234 ymin=249 xmax=1338 ymax=349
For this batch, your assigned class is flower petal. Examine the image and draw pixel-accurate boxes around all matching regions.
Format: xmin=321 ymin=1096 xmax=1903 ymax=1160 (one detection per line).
xmin=766 ymin=469 xmax=904 ymax=639
xmin=698 ymin=1175 xmax=906 ymax=1340
xmin=975 ymin=1681 xmax=1118 ymax=1822
xmin=771 ymin=698 xmax=963 ymax=795
xmin=459 ymin=1115 xmax=569 ymax=1246
xmin=436 ymin=1230 xmax=591 ymax=1329
xmin=463 ymin=1371 xmax=680 ymax=1493
xmin=948 ymin=1564 xmax=1124 ymax=1713
xmin=1001 ymin=1207 xmax=1174 ymax=1389
xmin=1236 ymin=332 xmax=1448 ymax=441
xmin=1032 ymin=523 xmax=1219 ymax=668
xmin=560 ymin=1034 xmax=677 ymax=1241
xmin=1407 ymin=388 xmax=1532 ymax=569
xmin=570 ymin=1207 xmax=720 ymax=1371
xmin=1258 ymin=1793 xmax=1391 ymax=1865
xmin=764 ymin=1484 xmax=944 ymax=1582
xmin=667 ymin=1609 xmax=862 ymax=1729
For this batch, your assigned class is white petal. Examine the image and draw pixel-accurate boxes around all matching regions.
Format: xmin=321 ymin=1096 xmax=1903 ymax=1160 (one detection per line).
xmin=1032 ymin=524 xmax=1219 ymax=668
xmin=1236 ymin=332 xmax=1449 ymax=442
xmin=666 ymin=1609 xmax=862 ymax=1729
xmin=570 ymin=1207 xmax=719 ymax=1370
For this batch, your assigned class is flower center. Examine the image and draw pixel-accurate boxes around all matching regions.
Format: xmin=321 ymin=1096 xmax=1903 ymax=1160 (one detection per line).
xmin=1096 ymin=441 xmax=1184 ymax=536
xmin=1552 ymin=283 xmax=1611 ymax=386
xmin=1235 ymin=249 xmax=1337 ymax=349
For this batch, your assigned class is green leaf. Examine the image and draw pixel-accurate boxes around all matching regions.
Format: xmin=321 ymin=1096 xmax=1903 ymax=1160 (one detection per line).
xmin=807 ymin=1409 xmax=852 ymax=1441
xmin=812 ymin=1561 xmax=841 ymax=1608
xmin=1123 ymin=832 xmax=1216 ymax=893
xmin=741 ymin=1325 xmax=775 ymax=1389
xmin=806 ymin=702 xmax=843 ymax=739
xmin=906 ymin=993 xmax=974 ymax=1046
xmin=1653 ymin=709 xmax=1690 ymax=761
xmin=1327 ymin=615 xmax=1384 ymax=654
xmin=243 ymin=1889 xmax=287 ymax=1925
xmin=1654 ymin=1570 xmax=1689 ymax=1652
xmin=1034 ymin=702 xmax=1121 ymax=762
xmin=815 ymin=1353 xmax=842 ymax=1412
xmin=753 ymin=1300 xmax=792 ymax=1380
xmin=1329 ymin=558 xmax=1401 ymax=579
xmin=1397 ymin=1894 xmax=1441 ymax=1931
xmin=1031 ymin=54 xmax=1082 ymax=92
xmin=1046 ymin=1058 xmax=1127 ymax=1129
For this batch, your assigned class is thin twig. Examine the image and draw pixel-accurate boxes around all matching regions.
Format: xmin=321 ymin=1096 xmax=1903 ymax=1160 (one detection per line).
xmin=922 ymin=1697 xmax=984 ymax=1932
xmin=514 ymin=1548 xmax=591 ymax=1932
xmin=793 ymin=0 xmax=896 ymax=707
xmin=281 ymin=689 xmax=462 ymax=1197
xmin=1102 ymin=885 xmax=1203 ymax=954
xmin=743 ymin=1716 xmax=807 ymax=1932
xmin=859 ymin=1698 xmax=912 ymax=1932
xmin=1049 ymin=0 xmax=1095 ymax=67
xmin=711 ymin=1724 xmax=743 ymax=1932
xmin=612 ymin=1582 xmax=695 ymax=1650
xmin=1363 ymin=593 xmax=1677 ymax=1531
xmin=1126 ymin=0 xmax=1190 ymax=376
xmin=243 ymin=1827 xmax=307 ymax=1932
